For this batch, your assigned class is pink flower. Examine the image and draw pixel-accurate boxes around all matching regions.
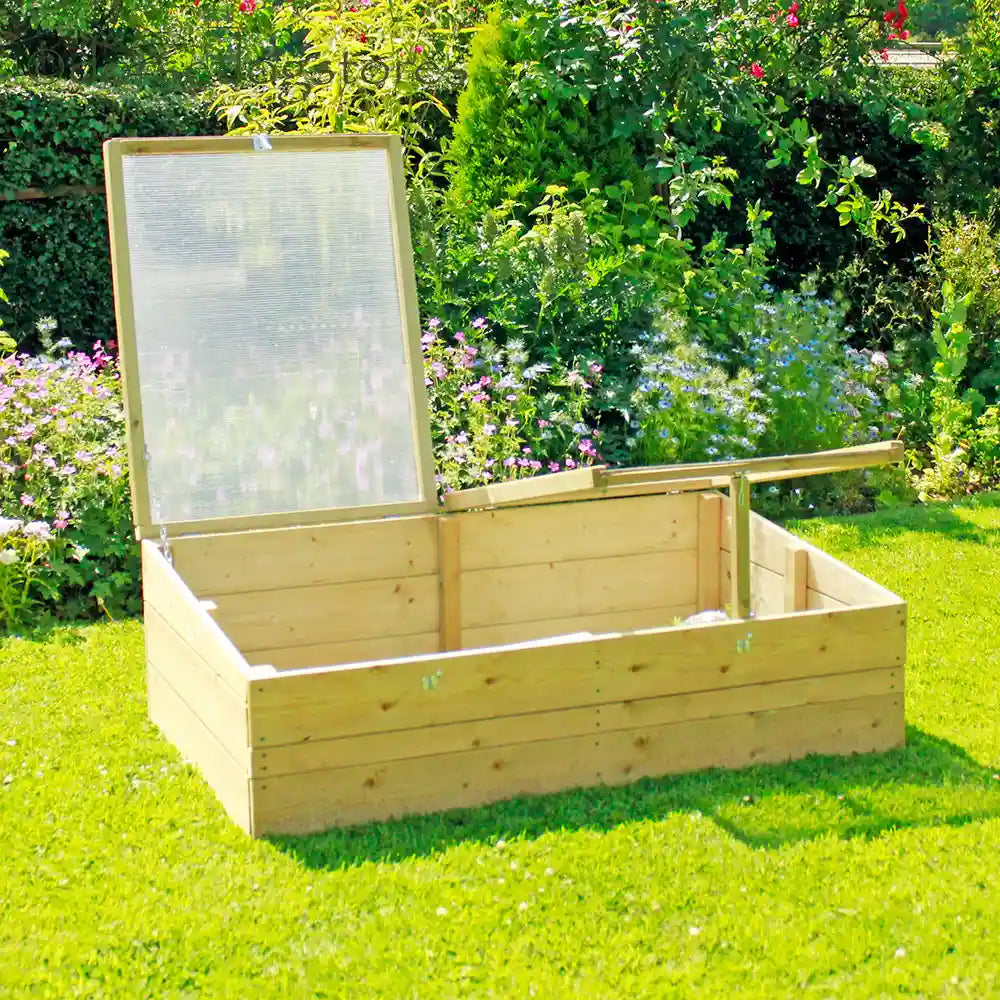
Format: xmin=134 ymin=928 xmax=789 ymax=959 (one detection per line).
xmin=750 ymin=62 xmax=765 ymax=80
xmin=588 ymin=362 xmax=603 ymax=374
xmin=238 ymin=0 xmax=256 ymax=10
xmin=414 ymin=45 xmax=424 ymax=55
xmin=19 ymin=494 xmax=33 ymax=506
xmin=53 ymin=519 xmax=68 ymax=530
xmin=786 ymin=13 xmax=799 ymax=26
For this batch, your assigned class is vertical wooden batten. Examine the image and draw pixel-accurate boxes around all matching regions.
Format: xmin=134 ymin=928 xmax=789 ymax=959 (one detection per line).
xmin=729 ymin=474 xmax=751 ymax=619
xmin=784 ymin=545 xmax=809 ymax=613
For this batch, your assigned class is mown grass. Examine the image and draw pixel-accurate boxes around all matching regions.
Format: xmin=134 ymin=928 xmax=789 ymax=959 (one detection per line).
xmin=1 ymin=496 xmax=999 ymax=998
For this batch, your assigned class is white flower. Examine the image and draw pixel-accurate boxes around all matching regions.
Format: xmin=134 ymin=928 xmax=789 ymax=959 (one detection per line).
xmin=871 ymin=351 xmax=889 ymax=369
xmin=71 ymin=545 xmax=89 ymax=562
xmin=23 ymin=521 xmax=53 ymax=541
xmin=0 ymin=518 xmax=23 ymax=538
xmin=0 ymin=549 xmax=19 ymax=566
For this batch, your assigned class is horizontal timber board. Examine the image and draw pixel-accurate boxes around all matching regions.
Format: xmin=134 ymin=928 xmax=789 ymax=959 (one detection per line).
xmin=245 ymin=632 xmax=441 ymax=670
xmin=455 ymin=493 xmax=698 ymax=570
xmin=719 ymin=554 xmax=785 ymax=617
xmin=147 ymin=665 xmax=252 ymax=833
xmin=250 ymin=692 xmax=904 ymax=833
xmin=461 ymin=549 xmax=698 ymax=630
xmin=807 ymin=590 xmax=848 ymax=610
xmin=247 ymin=604 xmax=906 ymax=747
xmin=462 ymin=605 xmax=696 ymax=650
xmin=721 ymin=512 xmax=900 ymax=606
xmin=211 ymin=573 xmax=439 ymax=652
xmin=145 ymin=606 xmax=249 ymax=757
xmin=252 ymin=667 xmax=902 ymax=777
xmin=170 ymin=515 xmax=439 ymax=596
xmin=141 ymin=541 xmax=250 ymax=695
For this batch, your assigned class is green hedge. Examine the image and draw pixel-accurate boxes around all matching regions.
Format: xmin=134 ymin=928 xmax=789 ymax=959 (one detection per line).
xmin=0 ymin=78 xmax=223 ymax=351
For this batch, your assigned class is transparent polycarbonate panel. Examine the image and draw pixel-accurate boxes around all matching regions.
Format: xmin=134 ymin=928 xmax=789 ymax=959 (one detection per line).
xmin=120 ymin=147 xmax=423 ymax=525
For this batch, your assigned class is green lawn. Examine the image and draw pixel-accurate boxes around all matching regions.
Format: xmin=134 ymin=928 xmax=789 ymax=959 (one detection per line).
xmin=2 ymin=497 xmax=999 ymax=998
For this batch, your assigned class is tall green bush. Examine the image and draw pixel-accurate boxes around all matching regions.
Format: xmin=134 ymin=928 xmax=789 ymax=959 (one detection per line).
xmin=0 ymin=78 xmax=222 ymax=351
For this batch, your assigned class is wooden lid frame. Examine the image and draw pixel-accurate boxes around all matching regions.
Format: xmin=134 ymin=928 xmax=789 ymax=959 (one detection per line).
xmin=103 ymin=134 xmax=437 ymax=539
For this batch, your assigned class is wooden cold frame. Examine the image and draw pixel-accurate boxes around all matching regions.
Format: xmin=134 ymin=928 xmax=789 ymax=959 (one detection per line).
xmin=103 ymin=133 xmax=437 ymax=539
xmin=142 ymin=487 xmax=907 ymax=838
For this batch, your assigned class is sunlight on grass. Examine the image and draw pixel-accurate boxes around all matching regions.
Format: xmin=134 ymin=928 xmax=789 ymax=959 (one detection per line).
xmin=1 ymin=498 xmax=999 ymax=997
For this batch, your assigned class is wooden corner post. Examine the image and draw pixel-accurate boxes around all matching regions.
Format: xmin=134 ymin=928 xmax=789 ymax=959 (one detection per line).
xmin=729 ymin=474 xmax=751 ymax=619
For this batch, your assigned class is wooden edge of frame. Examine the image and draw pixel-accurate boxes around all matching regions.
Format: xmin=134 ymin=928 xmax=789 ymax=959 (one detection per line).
xmin=442 ymin=466 xmax=608 ymax=512
xmin=438 ymin=516 xmax=462 ymax=651
xmin=696 ymin=493 xmax=723 ymax=612
xmin=141 ymin=539 xmax=252 ymax=696
xmin=103 ymin=134 xmax=400 ymax=157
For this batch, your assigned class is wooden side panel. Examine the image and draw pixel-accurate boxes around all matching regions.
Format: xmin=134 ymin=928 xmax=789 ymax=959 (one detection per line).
xmin=170 ymin=515 xmax=439 ymax=596
xmin=697 ymin=494 xmax=723 ymax=611
xmin=253 ymin=667 xmax=902 ymax=778
xmin=721 ymin=511 xmax=901 ymax=607
xmin=463 ymin=605 xmax=694 ymax=650
xmin=461 ymin=550 xmax=698 ymax=630
xmin=213 ymin=575 xmax=439 ymax=654
xmin=456 ymin=493 xmax=698 ymax=570
xmin=250 ymin=692 xmax=904 ymax=834
xmin=141 ymin=541 xmax=249 ymax=695
xmin=148 ymin=666 xmax=252 ymax=833
xmin=245 ymin=633 xmax=441 ymax=670
xmin=247 ymin=604 xmax=906 ymax=748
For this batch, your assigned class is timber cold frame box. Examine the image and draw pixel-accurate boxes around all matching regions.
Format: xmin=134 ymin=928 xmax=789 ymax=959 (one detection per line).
xmin=104 ymin=134 xmax=908 ymax=837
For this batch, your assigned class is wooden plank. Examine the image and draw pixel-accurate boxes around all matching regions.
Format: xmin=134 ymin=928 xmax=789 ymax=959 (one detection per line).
xmin=145 ymin=606 xmax=249 ymax=756
xmin=463 ymin=605 xmax=695 ymax=649
xmin=607 ymin=442 xmax=904 ymax=488
xmin=697 ymin=493 xmax=723 ymax=611
xmin=107 ymin=134 xmax=398 ymax=157
xmin=438 ymin=517 xmax=462 ymax=651
xmin=722 ymin=512 xmax=901 ymax=606
xmin=170 ymin=515 xmax=438 ymax=597
xmin=253 ymin=667 xmax=902 ymax=777
xmin=141 ymin=540 xmax=250 ymax=696
xmin=103 ymin=139 xmax=154 ymax=536
xmin=385 ymin=132 xmax=440 ymax=515
xmin=147 ymin=665 xmax=252 ymax=833
xmin=211 ymin=573 xmax=439 ymax=652
xmin=250 ymin=692 xmax=904 ymax=833
xmin=460 ymin=549 xmax=698 ymax=630
xmin=785 ymin=546 xmax=809 ymax=613
xmin=246 ymin=603 xmax=906 ymax=747
xmin=244 ymin=633 xmax=440 ymax=670
xmin=729 ymin=475 xmax=751 ymax=619
xmin=443 ymin=466 xmax=607 ymax=512
xmin=457 ymin=493 xmax=698 ymax=571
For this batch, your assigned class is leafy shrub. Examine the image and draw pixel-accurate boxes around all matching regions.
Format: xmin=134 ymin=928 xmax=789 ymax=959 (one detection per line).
xmin=0 ymin=78 xmax=221 ymax=351
xmin=0 ymin=338 xmax=138 ymax=631
xmin=422 ymin=316 xmax=603 ymax=492
xmin=630 ymin=316 xmax=765 ymax=465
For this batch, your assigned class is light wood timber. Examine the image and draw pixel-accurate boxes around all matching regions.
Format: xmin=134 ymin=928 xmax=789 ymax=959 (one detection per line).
xmin=147 ymin=665 xmax=252 ymax=833
xmin=455 ymin=492 xmax=697 ymax=571
xmin=249 ymin=692 xmax=904 ymax=834
xmin=697 ymin=493 xmax=723 ymax=611
xmin=251 ymin=667 xmax=902 ymax=778
xmin=145 ymin=606 xmax=249 ymax=757
xmin=246 ymin=604 xmax=906 ymax=748
xmin=169 ymin=514 xmax=439 ymax=596
xmin=141 ymin=540 xmax=250 ymax=695
xmin=785 ymin=546 xmax=809 ymax=613
xmin=460 ymin=549 xmax=698 ymax=630
xmin=243 ymin=632 xmax=440 ymax=670
xmin=462 ymin=605 xmax=695 ymax=650
xmin=209 ymin=573 xmax=439 ymax=652
xmin=438 ymin=517 xmax=462 ymax=651
xmin=729 ymin=474 xmax=752 ymax=619
xmin=443 ymin=466 xmax=607 ymax=512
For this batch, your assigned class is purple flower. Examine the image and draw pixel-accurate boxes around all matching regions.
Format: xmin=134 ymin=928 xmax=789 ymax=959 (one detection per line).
xmin=503 ymin=457 xmax=517 ymax=467
xmin=578 ymin=439 xmax=598 ymax=457
xmin=19 ymin=494 xmax=33 ymax=506
xmin=454 ymin=332 xmax=466 ymax=343
xmin=548 ymin=462 xmax=561 ymax=472
xmin=471 ymin=317 xmax=488 ymax=330
xmin=427 ymin=318 xmax=442 ymax=329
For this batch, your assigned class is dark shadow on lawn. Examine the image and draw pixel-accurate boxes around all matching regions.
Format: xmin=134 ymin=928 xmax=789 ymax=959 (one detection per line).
xmin=270 ymin=726 xmax=1000 ymax=870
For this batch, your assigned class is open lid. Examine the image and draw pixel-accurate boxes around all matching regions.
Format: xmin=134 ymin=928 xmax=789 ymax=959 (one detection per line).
xmin=103 ymin=134 xmax=436 ymax=539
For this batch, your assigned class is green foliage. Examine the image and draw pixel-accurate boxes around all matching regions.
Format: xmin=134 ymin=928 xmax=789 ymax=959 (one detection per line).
xmin=0 ymin=341 xmax=139 ymax=632
xmin=3 ymin=500 xmax=1000 ymax=993
xmin=422 ymin=317 xmax=603 ymax=492
xmin=217 ymin=0 xmax=479 ymax=157
xmin=0 ymin=77 xmax=221 ymax=351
